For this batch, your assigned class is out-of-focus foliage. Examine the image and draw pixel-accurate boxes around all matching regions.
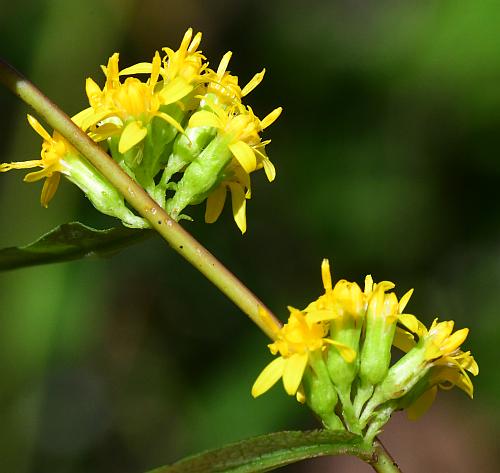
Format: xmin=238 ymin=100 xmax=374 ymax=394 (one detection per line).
xmin=0 ymin=1 xmax=499 ymax=472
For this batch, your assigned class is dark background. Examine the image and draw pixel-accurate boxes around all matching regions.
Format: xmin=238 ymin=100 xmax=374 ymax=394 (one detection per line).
xmin=0 ymin=1 xmax=498 ymax=471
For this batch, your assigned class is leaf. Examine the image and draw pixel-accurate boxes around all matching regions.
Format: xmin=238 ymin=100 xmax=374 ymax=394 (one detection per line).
xmin=0 ymin=222 xmax=151 ymax=271
xmin=146 ymin=430 xmax=372 ymax=473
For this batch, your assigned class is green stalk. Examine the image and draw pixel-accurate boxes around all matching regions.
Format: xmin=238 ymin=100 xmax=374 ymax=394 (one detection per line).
xmin=0 ymin=58 xmax=282 ymax=340
xmin=369 ymin=439 xmax=403 ymax=473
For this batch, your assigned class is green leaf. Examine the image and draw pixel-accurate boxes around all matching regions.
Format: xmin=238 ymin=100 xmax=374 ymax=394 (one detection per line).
xmin=0 ymin=222 xmax=152 ymax=271
xmin=146 ymin=430 xmax=372 ymax=473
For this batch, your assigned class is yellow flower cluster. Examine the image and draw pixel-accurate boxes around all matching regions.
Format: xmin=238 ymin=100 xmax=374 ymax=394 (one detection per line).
xmin=0 ymin=29 xmax=281 ymax=232
xmin=253 ymin=259 xmax=478 ymax=439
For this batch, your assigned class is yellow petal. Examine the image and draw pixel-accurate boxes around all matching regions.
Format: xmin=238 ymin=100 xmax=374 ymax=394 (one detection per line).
xmin=88 ymin=123 xmax=121 ymax=142
xmin=40 ymin=172 xmax=61 ymax=207
xmin=85 ymin=78 xmax=102 ymax=106
xmin=241 ymin=69 xmax=265 ymax=97
xmin=321 ymin=258 xmax=332 ymax=291
xmin=406 ymin=386 xmax=437 ymax=421
xmin=0 ymin=159 xmax=42 ymax=172
xmin=216 ymin=51 xmax=232 ymax=76
xmin=441 ymin=327 xmax=468 ymax=354
xmin=118 ymin=121 xmax=147 ymax=153
xmin=188 ymin=110 xmax=222 ymax=129
xmin=71 ymin=107 xmax=95 ymax=129
xmin=282 ymin=353 xmax=308 ymax=396
xmin=228 ymin=182 xmax=247 ymax=234
xmin=119 ymin=62 xmax=153 ymax=75
xmin=306 ymin=309 xmax=336 ymax=323
xmin=158 ymin=76 xmax=193 ymax=104
xmin=393 ymin=327 xmax=416 ymax=353
xmin=23 ymin=168 xmax=51 ymax=182
xmin=228 ymin=140 xmax=256 ymax=173
xmin=205 ymin=185 xmax=227 ymax=223
xmin=262 ymin=156 xmax=276 ymax=182
xmin=79 ymin=108 xmax=114 ymax=131
xmin=149 ymin=51 xmax=161 ymax=89
xmin=27 ymin=115 xmax=52 ymax=142
xmin=260 ymin=107 xmax=282 ymax=129
xmin=251 ymin=357 xmax=286 ymax=398
xmin=188 ymin=31 xmax=202 ymax=52
xmin=398 ymin=289 xmax=414 ymax=313
xmin=398 ymin=313 xmax=427 ymax=337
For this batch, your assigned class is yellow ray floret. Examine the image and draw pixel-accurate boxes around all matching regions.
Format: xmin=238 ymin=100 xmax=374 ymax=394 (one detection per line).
xmin=0 ymin=115 xmax=74 ymax=207
xmin=252 ymin=308 xmax=355 ymax=398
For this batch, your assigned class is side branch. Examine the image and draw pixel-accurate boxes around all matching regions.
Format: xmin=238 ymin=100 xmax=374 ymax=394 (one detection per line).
xmin=0 ymin=58 xmax=282 ymax=339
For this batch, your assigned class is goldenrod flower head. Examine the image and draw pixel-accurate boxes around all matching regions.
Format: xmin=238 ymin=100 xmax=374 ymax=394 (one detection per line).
xmin=405 ymin=349 xmax=478 ymax=420
xmin=0 ymin=115 xmax=74 ymax=207
xmin=81 ymin=51 xmax=184 ymax=154
xmin=189 ymin=101 xmax=281 ymax=178
xmin=206 ymin=51 xmax=265 ymax=106
xmin=252 ymin=307 xmax=354 ymax=398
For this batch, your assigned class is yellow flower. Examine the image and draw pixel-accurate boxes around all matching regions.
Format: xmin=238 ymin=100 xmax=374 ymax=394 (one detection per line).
xmin=206 ymin=51 xmax=265 ymax=105
xmin=394 ymin=315 xmax=478 ymax=418
xmin=189 ymin=101 xmax=281 ymax=178
xmin=0 ymin=115 xmax=75 ymax=207
xmin=252 ymin=307 xmax=355 ymax=398
xmin=80 ymin=50 xmax=184 ymax=154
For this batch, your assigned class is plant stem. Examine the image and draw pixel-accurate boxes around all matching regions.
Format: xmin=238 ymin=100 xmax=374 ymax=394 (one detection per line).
xmin=368 ymin=439 xmax=402 ymax=473
xmin=0 ymin=57 xmax=282 ymax=340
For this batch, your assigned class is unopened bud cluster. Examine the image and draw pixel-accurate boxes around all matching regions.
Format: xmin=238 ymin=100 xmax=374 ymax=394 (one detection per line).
xmin=252 ymin=260 xmax=478 ymax=444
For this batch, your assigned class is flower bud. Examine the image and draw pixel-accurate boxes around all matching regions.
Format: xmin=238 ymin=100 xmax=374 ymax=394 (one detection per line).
xmin=359 ymin=285 xmax=399 ymax=386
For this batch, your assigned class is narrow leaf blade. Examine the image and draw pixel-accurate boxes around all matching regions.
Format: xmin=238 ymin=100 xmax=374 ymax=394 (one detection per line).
xmin=146 ymin=430 xmax=371 ymax=473
xmin=0 ymin=222 xmax=151 ymax=271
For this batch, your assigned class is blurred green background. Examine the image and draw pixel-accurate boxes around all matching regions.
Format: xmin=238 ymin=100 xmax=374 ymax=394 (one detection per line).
xmin=1 ymin=1 xmax=499 ymax=471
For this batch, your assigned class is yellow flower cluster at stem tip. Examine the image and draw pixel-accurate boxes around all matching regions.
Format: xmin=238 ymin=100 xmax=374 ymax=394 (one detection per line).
xmin=252 ymin=259 xmax=478 ymax=440
xmin=0 ymin=28 xmax=281 ymax=233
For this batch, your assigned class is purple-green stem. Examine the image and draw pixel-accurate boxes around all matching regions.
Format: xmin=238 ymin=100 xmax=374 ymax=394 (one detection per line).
xmin=0 ymin=57 xmax=281 ymax=340
xmin=0 ymin=58 xmax=403 ymax=473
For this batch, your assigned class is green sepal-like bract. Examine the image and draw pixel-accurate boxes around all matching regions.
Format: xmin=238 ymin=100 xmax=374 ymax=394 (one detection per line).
xmin=166 ymin=133 xmax=232 ymax=220
xmin=64 ymin=153 xmax=147 ymax=228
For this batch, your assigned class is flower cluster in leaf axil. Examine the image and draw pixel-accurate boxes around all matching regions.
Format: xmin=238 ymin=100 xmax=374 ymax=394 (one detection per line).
xmin=0 ymin=29 xmax=281 ymax=233
xmin=252 ymin=260 xmax=478 ymax=443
